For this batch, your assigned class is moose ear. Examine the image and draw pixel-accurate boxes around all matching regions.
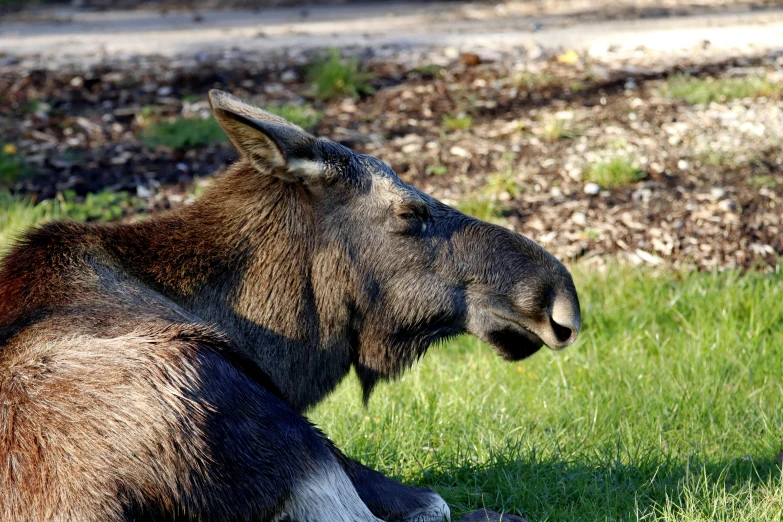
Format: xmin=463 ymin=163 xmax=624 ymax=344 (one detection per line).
xmin=209 ymin=89 xmax=324 ymax=181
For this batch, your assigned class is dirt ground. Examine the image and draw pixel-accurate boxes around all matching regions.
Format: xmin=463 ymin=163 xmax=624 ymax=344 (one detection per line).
xmin=1 ymin=1 xmax=782 ymax=272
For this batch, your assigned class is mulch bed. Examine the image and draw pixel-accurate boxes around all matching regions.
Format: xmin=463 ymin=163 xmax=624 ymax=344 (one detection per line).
xmin=1 ymin=49 xmax=781 ymax=271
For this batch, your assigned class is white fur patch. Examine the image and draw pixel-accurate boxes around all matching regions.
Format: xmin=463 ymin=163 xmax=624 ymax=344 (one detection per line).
xmin=289 ymin=158 xmax=325 ymax=179
xmin=280 ymin=464 xmax=383 ymax=522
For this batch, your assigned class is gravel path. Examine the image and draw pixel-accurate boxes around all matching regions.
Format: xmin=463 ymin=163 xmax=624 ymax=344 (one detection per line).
xmin=2 ymin=1 xmax=783 ymax=68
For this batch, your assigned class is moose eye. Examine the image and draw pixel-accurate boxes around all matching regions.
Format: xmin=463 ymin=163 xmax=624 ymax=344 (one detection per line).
xmin=397 ymin=203 xmax=430 ymax=222
xmin=395 ymin=202 xmax=431 ymax=235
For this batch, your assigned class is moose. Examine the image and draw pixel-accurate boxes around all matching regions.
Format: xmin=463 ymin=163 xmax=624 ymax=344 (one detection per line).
xmin=0 ymin=90 xmax=580 ymax=521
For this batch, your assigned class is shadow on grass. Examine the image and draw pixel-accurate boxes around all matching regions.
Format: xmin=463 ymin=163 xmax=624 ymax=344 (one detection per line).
xmin=410 ymin=448 xmax=782 ymax=521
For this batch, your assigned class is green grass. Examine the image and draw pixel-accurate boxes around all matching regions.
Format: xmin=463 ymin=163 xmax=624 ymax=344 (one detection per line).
xmin=662 ymin=74 xmax=781 ymax=105
xmin=485 ymin=171 xmax=522 ymax=200
xmin=305 ymin=49 xmax=375 ymax=101
xmin=311 ymin=267 xmax=783 ymax=521
xmin=442 ymin=114 xmax=473 ymax=132
xmin=584 ymin=156 xmax=645 ymax=189
xmin=264 ymin=103 xmax=323 ymax=130
xmin=425 ymin=164 xmax=448 ymax=176
xmin=541 ymin=117 xmax=578 ymax=142
xmin=456 ymin=196 xmax=506 ymax=225
xmin=410 ymin=64 xmax=444 ymax=79
xmin=141 ymin=116 xmax=227 ymax=150
xmin=749 ymin=175 xmax=778 ymax=188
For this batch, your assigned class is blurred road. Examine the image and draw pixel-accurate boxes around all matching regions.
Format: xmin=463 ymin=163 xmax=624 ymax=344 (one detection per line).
xmin=1 ymin=2 xmax=782 ymax=63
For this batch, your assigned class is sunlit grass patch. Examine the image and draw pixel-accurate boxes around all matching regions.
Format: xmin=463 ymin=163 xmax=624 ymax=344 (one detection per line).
xmin=442 ymin=114 xmax=473 ymax=132
xmin=141 ymin=116 xmax=226 ymax=150
xmin=305 ymin=49 xmax=375 ymax=101
xmin=540 ymin=117 xmax=578 ymax=142
xmin=748 ymin=175 xmax=778 ymax=188
xmin=0 ymin=190 xmax=141 ymax=255
xmin=455 ymin=196 xmax=505 ymax=224
xmin=584 ymin=155 xmax=645 ymax=189
xmin=662 ymin=74 xmax=781 ymax=105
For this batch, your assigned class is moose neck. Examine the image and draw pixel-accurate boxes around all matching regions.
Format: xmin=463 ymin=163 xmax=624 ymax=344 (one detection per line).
xmin=108 ymin=163 xmax=357 ymax=411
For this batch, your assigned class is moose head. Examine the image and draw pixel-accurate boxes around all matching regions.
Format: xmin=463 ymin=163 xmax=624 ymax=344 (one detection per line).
xmin=204 ymin=90 xmax=580 ymax=403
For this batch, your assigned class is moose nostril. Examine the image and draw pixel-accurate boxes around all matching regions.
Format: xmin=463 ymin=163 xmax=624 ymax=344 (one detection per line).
xmin=550 ymin=316 xmax=575 ymax=344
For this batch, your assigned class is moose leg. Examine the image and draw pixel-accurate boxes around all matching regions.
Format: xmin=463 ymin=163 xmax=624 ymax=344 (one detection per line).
xmin=153 ymin=339 xmax=386 ymax=522
xmin=337 ymin=454 xmax=451 ymax=522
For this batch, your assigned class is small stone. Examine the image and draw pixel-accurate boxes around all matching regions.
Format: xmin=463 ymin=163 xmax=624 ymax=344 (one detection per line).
xmin=677 ymin=159 xmax=689 ymax=170
xmin=566 ymin=166 xmax=582 ymax=181
xmin=156 ymin=86 xmax=173 ymax=97
xmin=572 ymin=212 xmax=587 ymax=226
xmin=710 ymin=187 xmax=726 ymax=199
xmin=136 ymin=185 xmax=152 ymax=198
xmin=449 ymin=146 xmax=472 ymax=158
xmin=633 ymin=187 xmax=653 ymax=202
xmin=522 ymin=40 xmax=544 ymax=60
xmin=459 ymin=53 xmax=481 ymax=67
xmin=718 ymin=199 xmax=737 ymax=212
xmin=584 ymin=183 xmax=601 ymax=195
xmin=444 ymin=47 xmax=460 ymax=59
xmin=280 ymin=70 xmax=298 ymax=82
xmin=69 ymin=76 xmax=84 ymax=87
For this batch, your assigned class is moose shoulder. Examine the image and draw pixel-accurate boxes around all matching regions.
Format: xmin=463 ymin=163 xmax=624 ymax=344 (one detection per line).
xmin=0 ymin=90 xmax=580 ymax=522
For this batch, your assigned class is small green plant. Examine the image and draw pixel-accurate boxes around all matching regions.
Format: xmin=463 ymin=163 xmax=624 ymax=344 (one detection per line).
xmin=0 ymin=144 xmax=27 ymax=186
xmin=141 ymin=116 xmax=226 ymax=150
xmin=662 ymin=74 xmax=781 ymax=105
xmin=456 ymin=196 xmax=506 ymax=225
xmin=264 ymin=103 xmax=323 ymax=129
xmin=442 ymin=114 xmax=472 ymax=131
xmin=512 ymin=70 xmax=556 ymax=89
xmin=57 ymin=190 xmax=140 ymax=222
xmin=410 ymin=64 xmax=443 ymax=79
xmin=138 ymin=105 xmax=164 ymax=121
xmin=541 ymin=117 xmax=577 ymax=142
xmin=425 ymin=164 xmax=448 ymax=176
xmin=21 ymin=100 xmax=53 ymax=116
xmin=485 ymin=171 xmax=522 ymax=200
xmin=697 ymin=149 xmax=737 ymax=168
xmin=305 ymin=49 xmax=375 ymax=101
xmin=584 ymin=156 xmax=644 ymax=189
xmin=748 ymin=175 xmax=778 ymax=188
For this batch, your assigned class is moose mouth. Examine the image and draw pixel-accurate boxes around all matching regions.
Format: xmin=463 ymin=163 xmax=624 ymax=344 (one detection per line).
xmin=485 ymin=312 xmax=545 ymax=361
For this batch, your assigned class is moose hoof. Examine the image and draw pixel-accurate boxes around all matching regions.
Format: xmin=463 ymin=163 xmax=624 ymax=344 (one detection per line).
xmin=399 ymin=495 xmax=451 ymax=522
xmin=458 ymin=509 xmax=529 ymax=522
